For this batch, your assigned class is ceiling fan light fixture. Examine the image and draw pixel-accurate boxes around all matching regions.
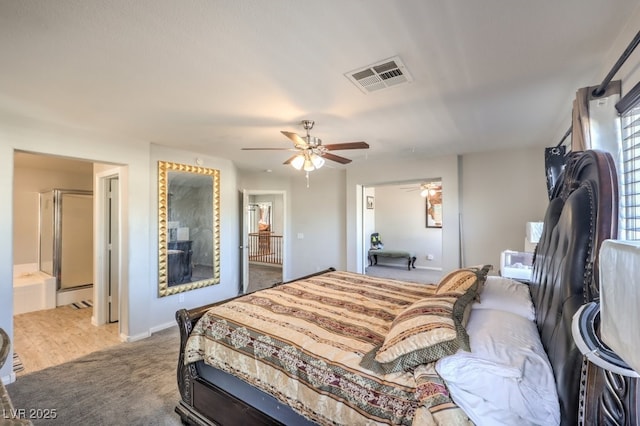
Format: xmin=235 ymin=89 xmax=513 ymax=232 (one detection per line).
xmin=291 ymin=155 xmax=305 ymax=170
xmin=420 ymin=188 xmax=429 ymax=197
xmin=311 ymin=154 xmax=325 ymax=169
xmin=303 ymin=157 xmax=315 ymax=172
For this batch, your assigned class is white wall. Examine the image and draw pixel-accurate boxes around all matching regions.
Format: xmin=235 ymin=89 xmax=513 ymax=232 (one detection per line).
xmin=289 ymin=169 xmax=348 ymax=278
xmin=373 ymin=184 xmax=443 ymax=269
xmin=601 ymin=6 xmax=640 ymax=96
xmin=461 ymin=146 xmax=548 ymax=270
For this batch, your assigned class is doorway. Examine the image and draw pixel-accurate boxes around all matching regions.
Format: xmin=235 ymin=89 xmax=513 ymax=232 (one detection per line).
xmin=361 ymin=180 xmax=444 ymax=278
xmin=241 ymin=190 xmax=286 ymax=293
xmin=12 ymin=151 xmax=123 ymax=374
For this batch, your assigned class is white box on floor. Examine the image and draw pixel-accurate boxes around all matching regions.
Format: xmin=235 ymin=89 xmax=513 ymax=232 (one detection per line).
xmin=500 ymin=250 xmax=534 ymax=281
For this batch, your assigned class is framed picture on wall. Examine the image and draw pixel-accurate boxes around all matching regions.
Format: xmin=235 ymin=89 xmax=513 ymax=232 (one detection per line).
xmin=366 ymin=196 xmax=374 ymax=209
xmin=425 ymin=182 xmax=443 ymax=228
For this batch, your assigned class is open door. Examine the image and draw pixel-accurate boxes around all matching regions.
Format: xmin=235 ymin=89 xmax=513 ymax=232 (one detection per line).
xmin=240 ymin=190 xmax=286 ymax=293
xmin=108 ymin=177 xmax=119 ymax=323
xmin=240 ymin=190 xmax=249 ymax=294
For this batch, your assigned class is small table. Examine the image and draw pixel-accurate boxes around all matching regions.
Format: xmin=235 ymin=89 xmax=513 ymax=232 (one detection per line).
xmin=368 ymin=249 xmax=417 ymax=271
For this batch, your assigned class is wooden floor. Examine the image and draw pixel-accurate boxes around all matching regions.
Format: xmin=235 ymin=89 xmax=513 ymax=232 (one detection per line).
xmin=13 ymin=305 xmax=120 ymax=376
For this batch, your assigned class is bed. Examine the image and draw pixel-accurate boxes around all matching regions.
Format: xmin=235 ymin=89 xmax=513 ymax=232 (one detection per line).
xmin=175 ymin=150 xmax=639 ymax=425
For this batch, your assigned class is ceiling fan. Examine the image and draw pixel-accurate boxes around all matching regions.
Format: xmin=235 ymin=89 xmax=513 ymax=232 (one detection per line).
xmin=242 ymin=120 xmax=369 ymax=172
xmin=402 ymin=182 xmax=442 ymax=197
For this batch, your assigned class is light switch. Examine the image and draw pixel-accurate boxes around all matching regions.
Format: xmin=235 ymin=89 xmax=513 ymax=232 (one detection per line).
xmin=297 ymin=233 xmax=304 ymax=239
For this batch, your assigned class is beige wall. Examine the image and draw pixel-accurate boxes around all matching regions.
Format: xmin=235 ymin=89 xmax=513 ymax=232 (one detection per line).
xmin=460 ymin=146 xmax=548 ymax=270
xmin=288 ymin=169 xmax=348 ymax=278
xmin=371 ymin=183 xmax=443 ymax=269
xmin=13 ymin=164 xmax=93 ymax=265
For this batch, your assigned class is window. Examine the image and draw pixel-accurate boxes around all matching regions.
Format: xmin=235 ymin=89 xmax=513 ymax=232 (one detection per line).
xmin=620 ymin=105 xmax=640 ymax=240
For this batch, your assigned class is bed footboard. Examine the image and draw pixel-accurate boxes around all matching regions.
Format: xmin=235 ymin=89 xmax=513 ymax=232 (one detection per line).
xmin=175 ymin=301 xmax=215 ymax=420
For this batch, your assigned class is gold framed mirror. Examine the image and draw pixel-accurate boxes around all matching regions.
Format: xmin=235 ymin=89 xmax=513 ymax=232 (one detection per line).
xmin=158 ymin=161 xmax=220 ymax=297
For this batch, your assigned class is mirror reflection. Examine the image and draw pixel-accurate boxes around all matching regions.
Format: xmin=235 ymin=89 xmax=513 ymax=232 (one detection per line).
xmin=158 ymin=161 xmax=220 ymax=297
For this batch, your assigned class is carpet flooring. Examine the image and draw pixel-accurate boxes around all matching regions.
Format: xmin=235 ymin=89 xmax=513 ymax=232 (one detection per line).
xmin=365 ymin=264 xmax=443 ymax=284
xmin=247 ymin=264 xmax=282 ymax=293
xmin=6 ymin=327 xmax=181 ymax=426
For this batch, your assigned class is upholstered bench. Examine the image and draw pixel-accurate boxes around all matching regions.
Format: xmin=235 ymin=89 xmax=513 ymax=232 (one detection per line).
xmin=368 ymin=249 xmax=416 ymax=270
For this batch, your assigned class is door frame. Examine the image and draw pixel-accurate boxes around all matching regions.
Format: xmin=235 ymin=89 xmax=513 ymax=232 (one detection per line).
xmin=94 ymin=168 xmax=123 ymax=331
xmin=241 ymin=189 xmax=287 ymax=293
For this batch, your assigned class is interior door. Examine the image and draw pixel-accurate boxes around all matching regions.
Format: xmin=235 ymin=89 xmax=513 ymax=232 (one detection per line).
xmin=240 ymin=189 xmax=249 ymax=294
xmin=108 ymin=177 xmax=120 ymax=323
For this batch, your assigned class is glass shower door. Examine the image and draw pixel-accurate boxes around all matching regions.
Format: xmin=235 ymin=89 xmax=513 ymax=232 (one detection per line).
xmin=59 ymin=192 xmax=93 ymax=290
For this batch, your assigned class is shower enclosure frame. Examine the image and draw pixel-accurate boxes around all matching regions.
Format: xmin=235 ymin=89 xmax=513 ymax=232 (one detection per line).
xmin=39 ymin=189 xmax=94 ymax=292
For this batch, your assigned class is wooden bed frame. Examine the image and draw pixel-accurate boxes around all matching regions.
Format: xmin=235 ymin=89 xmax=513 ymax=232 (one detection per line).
xmin=175 ymin=150 xmax=639 ymax=425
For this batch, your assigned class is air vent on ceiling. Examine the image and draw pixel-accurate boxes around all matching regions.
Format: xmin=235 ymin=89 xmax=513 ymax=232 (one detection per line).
xmin=345 ymin=56 xmax=413 ymax=94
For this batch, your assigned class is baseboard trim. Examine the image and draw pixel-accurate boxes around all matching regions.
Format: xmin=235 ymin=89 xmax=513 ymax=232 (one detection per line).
xmin=121 ymin=331 xmax=150 ymax=343
xmin=414 ymin=265 xmax=443 ymax=271
xmin=1 ymin=372 xmax=16 ymax=385
xmin=150 ymin=321 xmax=176 ymax=334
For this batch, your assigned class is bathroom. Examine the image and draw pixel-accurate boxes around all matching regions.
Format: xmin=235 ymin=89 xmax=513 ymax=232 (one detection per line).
xmin=13 ymin=152 xmax=95 ymax=314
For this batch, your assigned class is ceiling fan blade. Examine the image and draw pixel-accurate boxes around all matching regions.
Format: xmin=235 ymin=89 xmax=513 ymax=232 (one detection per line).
xmin=323 ymin=141 xmax=369 ymax=151
xmin=281 ymin=131 xmax=308 ymax=147
xmin=283 ymin=155 xmax=299 ymax=165
xmin=241 ymin=147 xmax=295 ymax=150
xmin=323 ymin=152 xmax=352 ymax=164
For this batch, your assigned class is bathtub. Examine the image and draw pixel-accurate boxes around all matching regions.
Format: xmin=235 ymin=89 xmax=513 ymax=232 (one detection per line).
xmin=13 ymin=264 xmax=57 ymax=315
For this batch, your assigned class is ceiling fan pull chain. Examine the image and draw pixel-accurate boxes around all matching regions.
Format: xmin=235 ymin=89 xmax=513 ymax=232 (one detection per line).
xmin=305 ymin=171 xmax=310 ymax=188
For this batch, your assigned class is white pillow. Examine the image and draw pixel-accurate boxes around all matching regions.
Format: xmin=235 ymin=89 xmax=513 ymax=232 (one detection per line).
xmin=472 ymin=275 xmax=535 ymax=321
xmin=435 ymin=309 xmax=560 ymax=426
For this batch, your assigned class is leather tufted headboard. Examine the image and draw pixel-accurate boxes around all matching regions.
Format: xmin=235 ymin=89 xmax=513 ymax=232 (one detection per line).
xmin=530 ymin=150 xmax=639 ymax=425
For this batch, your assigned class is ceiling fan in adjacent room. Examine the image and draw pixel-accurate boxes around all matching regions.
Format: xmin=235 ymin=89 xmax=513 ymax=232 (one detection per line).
xmin=242 ymin=120 xmax=369 ymax=172
xmin=402 ymin=182 xmax=442 ymax=197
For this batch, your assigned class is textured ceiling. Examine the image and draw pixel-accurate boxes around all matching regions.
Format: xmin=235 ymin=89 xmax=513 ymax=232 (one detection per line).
xmin=2 ymin=1 xmax=639 ymax=174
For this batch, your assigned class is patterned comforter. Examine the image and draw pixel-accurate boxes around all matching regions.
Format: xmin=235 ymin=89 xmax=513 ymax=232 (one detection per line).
xmin=184 ymin=270 xmax=471 ymax=425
